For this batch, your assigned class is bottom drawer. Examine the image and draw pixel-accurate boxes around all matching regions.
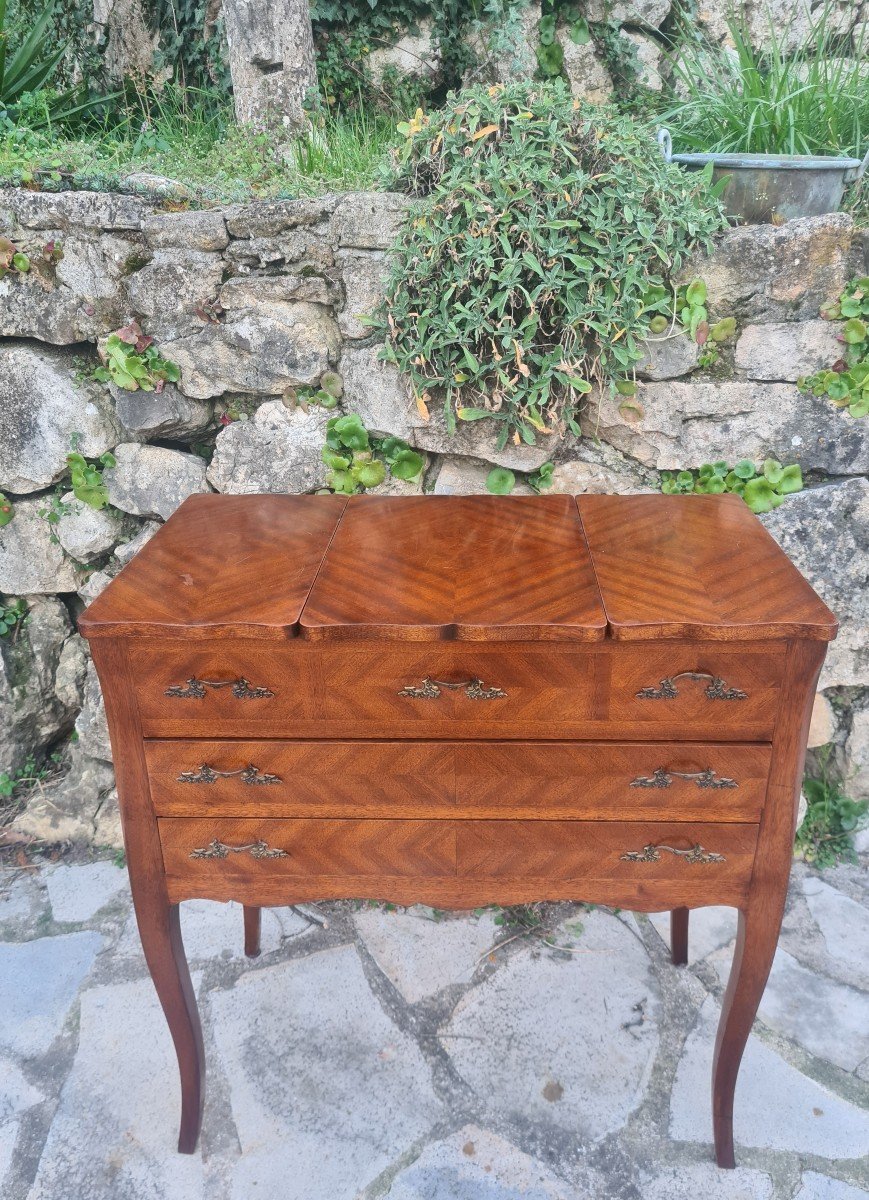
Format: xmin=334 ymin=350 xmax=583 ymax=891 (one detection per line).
xmin=160 ymin=817 xmax=758 ymax=909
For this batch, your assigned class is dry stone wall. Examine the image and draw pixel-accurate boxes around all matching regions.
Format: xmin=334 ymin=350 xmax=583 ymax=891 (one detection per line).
xmin=0 ymin=186 xmax=867 ymax=845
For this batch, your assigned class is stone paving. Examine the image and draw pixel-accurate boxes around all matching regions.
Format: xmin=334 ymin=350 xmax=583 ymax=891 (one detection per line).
xmin=0 ymin=856 xmax=867 ymax=1200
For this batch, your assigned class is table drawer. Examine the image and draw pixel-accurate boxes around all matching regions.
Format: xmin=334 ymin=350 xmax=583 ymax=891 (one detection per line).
xmin=606 ymin=644 xmax=785 ymax=739
xmin=133 ymin=640 xmax=783 ymax=742
xmin=133 ymin=640 xmax=603 ymax=739
xmin=146 ymin=740 xmax=771 ymax=822
xmin=159 ymin=817 xmax=757 ymax=909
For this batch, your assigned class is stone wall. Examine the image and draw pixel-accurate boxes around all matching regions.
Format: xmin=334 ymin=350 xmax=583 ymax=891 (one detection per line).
xmin=364 ymin=1 xmax=868 ymax=107
xmin=0 ymin=187 xmax=867 ymax=845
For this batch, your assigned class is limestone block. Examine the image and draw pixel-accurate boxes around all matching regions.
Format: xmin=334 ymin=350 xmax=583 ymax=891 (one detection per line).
xmin=104 ymin=443 xmax=211 ymax=520
xmin=0 ymin=501 xmax=79 ymax=595
xmin=0 ymin=343 xmax=122 ymax=494
xmin=0 ymin=596 xmax=85 ymax=773
xmin=207 ymin=402 xmax=331 ymax=493
xmin=735 ymin=320 xmax=844 ymax=381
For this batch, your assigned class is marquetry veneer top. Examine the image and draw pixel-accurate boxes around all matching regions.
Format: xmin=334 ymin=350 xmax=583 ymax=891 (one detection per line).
xmin=78 ymin=492 xmax=837 ymax=644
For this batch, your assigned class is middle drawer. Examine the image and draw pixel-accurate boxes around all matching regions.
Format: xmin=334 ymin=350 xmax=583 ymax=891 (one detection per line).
xmin=145 ymin=740 xmax=770 ymax=822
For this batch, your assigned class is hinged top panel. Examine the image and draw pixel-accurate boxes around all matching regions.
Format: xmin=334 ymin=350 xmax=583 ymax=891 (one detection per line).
xmin=577 ymin=493 xmax=838 ymax=643
xmin=300 ymin=495 xmax=607 ymax=641
xmin=79 ymin=494 xmax=347 ymax=640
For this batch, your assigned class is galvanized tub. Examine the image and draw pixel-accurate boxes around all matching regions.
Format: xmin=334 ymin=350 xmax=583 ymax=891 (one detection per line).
xmin=657 ymin=128 xmax=869 ymax=224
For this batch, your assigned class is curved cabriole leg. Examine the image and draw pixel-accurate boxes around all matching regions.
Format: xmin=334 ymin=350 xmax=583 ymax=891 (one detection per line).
xmin=670 ymin=907 xmax=689 ymax=965
xmin=243 ymin=905 xmax=262 ymax=958
xmin=711 ymin=900 xmax=783 ymax=1168
xmin=135 ymin=898 xmax=205 ymax=1154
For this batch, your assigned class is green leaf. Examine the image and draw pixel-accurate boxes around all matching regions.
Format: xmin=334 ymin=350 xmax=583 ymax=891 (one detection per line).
xmin=486 ymin=467 xmax=516 ymax=495
xmin=11 ymin=252 xmax=30 ymax=273
xmin=685 ymin=279 xmax=707 ymax=307
xmin=842 ymin=318 xmax=868 ymax=345
xmin=733 ymin=459 xmax=756 ymax=480
xmin=777 ymin=464 xmax=803 ymax=494
xmin=762 ymin=459 xmax=784 ymax=485
xmin=322 ymin=447 xmax=350 ymax=470
xmin=390 ymin=449 xmax=425 ymax=481
xmin=742 ymin=477 xmax=777 ymax=513
xmin=352 ymin=460 xmax=387 ymax=489
xmin=709 ymin=316 xmax=736 ymax=343
xmin=457 ymin=408 xmax=493 ymax=421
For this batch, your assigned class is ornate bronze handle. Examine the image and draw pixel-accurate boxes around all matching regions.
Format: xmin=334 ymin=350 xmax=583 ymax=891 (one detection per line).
xmin=164 ymin=677 xmax=274 ymax=700
xmin=630 ymin=767 xmax=737 ymax=790
xmin=635 ymin=671 xmax=747 ymax=701
xmin=190 ymin=838 xmax=288 ymax=860
xmin=620 ymin=843 xmax=726 ymax=864
xmin=398 ymin=677 xmax=507 ymax=701
xmin=177 ymin=764 xmax=282 ymax=785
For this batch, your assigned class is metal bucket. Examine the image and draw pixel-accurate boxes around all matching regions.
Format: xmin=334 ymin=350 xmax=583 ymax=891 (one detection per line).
xmin=657 ymin=128 xmax=869 ymax=224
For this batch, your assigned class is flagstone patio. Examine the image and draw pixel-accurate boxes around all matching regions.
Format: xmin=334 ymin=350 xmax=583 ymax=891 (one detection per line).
xmin=1 ymin=854 xmax=867 ymax=1200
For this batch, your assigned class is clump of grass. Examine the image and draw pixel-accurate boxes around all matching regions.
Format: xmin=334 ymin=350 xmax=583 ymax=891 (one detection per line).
xmin=796 ymin=748 xmax=868 ymax=868
xmin=661 ymin=4 xmax=869 ymax=159
xmin=0 ymin=85 xmax=394 ymax=201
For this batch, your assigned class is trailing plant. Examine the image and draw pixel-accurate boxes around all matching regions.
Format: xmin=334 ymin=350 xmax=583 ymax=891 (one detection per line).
xmin=0 ymin=493 xmax=13 ymax=527
xmin=321 ymin=413 xmax=426 ymax=493
xmin=0 ymin=597 xmax=26 ymax=636
xmin=796 ymin=748 xmax=868 ymax=868
xmin=798 ymin=278 xmax=869 ymax=420
xmin=659 ymin=458 xmax=803 ymax=514
xmin=661 ymin=5 xmax=869 ymax=159
xmin=66 ymin=451 xmax=116 ymax=511
xmin=383 ymin=80 xmax=726 ymax=447
xmin=92 ymin=321 xmax=180 ymax=393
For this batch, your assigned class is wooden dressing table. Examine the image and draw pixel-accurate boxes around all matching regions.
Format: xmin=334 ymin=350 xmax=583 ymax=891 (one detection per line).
xmin=78 ymin=493 xmax=837 ymax=1167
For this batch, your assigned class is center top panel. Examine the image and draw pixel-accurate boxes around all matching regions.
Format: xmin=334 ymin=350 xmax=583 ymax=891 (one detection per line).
xmin=299 ymin=495 xmax=607 ymax=642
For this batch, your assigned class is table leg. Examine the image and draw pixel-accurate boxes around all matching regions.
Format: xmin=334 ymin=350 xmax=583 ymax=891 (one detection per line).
xmin=243 ymin=905 xmax=262 ymax=958
xmin=711 ymin=900 xmax=782 ymax=1168
xmin=670 ymin=907 xmax=689 ymax=965
xmin=135 ymin=896 xmax=205 ymax=1154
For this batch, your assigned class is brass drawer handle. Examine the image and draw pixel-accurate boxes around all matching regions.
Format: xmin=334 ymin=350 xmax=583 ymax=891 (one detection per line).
xmin=164 ymin=677 xmax=274 ymax=700
xmin=630 ymin=768 xmax=738 ymax=790
xmin=636 ymin=671 xmax=747 ymax=701
xmin=177 ymin=764 xmax=282 ymax=785
xmin=398 ymin=677 xmax=507 ymax=701
xmin=620 ymin=843 xmax=726 ymax=865
xmin=190 ymin=838 xmax=288 ymax=860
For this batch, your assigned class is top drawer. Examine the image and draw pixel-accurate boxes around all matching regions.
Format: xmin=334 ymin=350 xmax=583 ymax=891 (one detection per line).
xmin=131 ymin=639 xmax=785 ymax=741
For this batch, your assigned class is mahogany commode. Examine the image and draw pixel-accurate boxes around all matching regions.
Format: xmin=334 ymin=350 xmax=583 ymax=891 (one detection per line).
xmin=78 ymin=492 xmax=837 ymax=1167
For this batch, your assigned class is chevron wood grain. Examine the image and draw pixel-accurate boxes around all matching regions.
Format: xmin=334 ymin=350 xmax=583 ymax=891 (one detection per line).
xmin=159 ymin=818 xmax=457 ymax=880
xmin=577 ymin=494 xmax=838 ymax=642
xmin=300 ymin=494 xmax=607 ymax=641
xmin=456 ymin=820 xmax=758 ymax=895
xmin=146 ymin=739 xmax=771 ymax=822
xmin=78 ymin=493 xmax=347 ymax=641
xmin=133 ymin=638 xmax=784 ymax=742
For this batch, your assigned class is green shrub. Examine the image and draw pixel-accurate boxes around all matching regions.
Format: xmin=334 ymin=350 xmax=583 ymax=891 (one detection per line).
xmin=382 ymin=80 xmax=726 ymax=446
